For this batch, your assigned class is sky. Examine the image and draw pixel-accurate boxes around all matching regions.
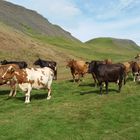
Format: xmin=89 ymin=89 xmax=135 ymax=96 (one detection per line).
xmin=6 ymin=0 xmax=140 ymax=45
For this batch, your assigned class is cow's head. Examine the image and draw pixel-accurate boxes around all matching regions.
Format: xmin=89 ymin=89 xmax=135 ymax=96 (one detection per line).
xmin=87 ymin=61 xmax=97 ymax=73
xmin=136 ymin=73 xmax=140 ymax=82
xmin=66 ymin=59 xmax=75 ymax=68
xmin=1 ymin=60 xmax=8 ymax=65
xmin=1 ymin=65 xmax=15 ymax=80
xmin=34 ymin=58 xmax=42 ymax=66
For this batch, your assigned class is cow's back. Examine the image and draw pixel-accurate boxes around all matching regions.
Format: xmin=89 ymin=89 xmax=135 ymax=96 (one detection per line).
xmin=24 ymin=67 xmax=54 ymax=89
xmin=74 ymin=61 xmax=88 ymax=73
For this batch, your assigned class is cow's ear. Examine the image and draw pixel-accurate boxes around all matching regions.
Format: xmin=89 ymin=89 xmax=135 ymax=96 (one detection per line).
xmin=9 ymin=67 xmax=15 ymax=73
xmin=11 ymin=67 xmax=15 ymax=72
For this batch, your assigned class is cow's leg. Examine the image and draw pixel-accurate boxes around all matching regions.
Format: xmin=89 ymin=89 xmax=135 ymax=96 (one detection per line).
xmin=8 ymin=81 xmax=17 ymax=97
xmin=25 ymin=85 xmax=32 ymax=103
xmin=92 ymin=73 xmax=97 ymax=86
xmin=12 ymin=84 xmax=17 ymax=97
xmin=99 ymin=82 xmax=103 ymax=95
xmin=9 ymin=88 xmax=14 ymax=97
xmin=72 ymin=74 xmax=75 ymax=82
xmin=133 ymin=72 xmax=138 ymax=82
xmin=47 ymin=88 xmax=51 ymax=100
xmin=47 ymin=80 xmax=52 ymax=100
xmin=105 ymin=82 xmax=108 ymax=94
xmin=123 ymin=72 xmax=126 ymax=85
xmin=77 ymin=74 xmax=82 ymax=83
xmin=118 ymin=81 xmax=122 ymax=93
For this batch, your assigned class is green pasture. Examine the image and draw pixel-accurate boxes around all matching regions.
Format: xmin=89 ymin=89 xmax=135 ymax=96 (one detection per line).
xmin=0 ymin=76 xmax=140 ymax=140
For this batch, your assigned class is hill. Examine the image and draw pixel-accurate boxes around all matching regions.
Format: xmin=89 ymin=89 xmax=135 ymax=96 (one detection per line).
xmin=85 ymin=37 xmax=140 ymax=62
xmin=0 ymin=0 xmax=78 ymax=41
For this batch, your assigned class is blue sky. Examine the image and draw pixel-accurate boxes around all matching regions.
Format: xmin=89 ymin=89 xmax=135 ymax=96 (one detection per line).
xmin=6 ymin=0 xmax=140 ymax=45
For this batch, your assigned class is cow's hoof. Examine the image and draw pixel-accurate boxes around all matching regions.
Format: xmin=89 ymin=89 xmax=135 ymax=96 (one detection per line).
xmin=25 ymin=101 xmax=30 ymax=104
xmin=47 ymin=96 xmax=51 ymax=100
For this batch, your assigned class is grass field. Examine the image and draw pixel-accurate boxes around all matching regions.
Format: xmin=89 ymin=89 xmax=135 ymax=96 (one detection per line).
xmin=0 ymin=76 xmax=140 ymax=140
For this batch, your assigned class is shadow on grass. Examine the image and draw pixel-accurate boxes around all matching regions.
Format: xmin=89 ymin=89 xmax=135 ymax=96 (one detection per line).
xmin=79 ymin=83 xmax=96 ymax=87
xmin=31 ymin=93 xmax=47 ymax=100
xmin=16 ymin=92 xmax=47 ymax=102
xmin=0 ymin=90 xmax=9 ymax=96
xmin=80 ymin=88 xmax=119 ymax=95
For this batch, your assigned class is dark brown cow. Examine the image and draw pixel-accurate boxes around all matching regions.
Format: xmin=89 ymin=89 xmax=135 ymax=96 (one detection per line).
xmin=87 ymin=59 xmax=112 ymax=86
xmin=66 ymin=59 xmax=88 ymax=82
xmin=88 ymin=61 xmax=126 ymax=94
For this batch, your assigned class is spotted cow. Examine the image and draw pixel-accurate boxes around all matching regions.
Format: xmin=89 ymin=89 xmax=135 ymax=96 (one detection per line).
xmin=1 ymin=65 xmax=54 ymax=103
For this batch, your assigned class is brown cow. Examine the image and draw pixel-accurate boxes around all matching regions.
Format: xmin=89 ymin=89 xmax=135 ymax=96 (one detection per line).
xmin=122 ymin=61 xmax=132 ymax=74
xmin=66 ymin=59 xmax=88 ymax=82
xmin=0 ymin=64 xmax=19 ymax=97
xmin=131 ymin=61 xmax=140 ymax=82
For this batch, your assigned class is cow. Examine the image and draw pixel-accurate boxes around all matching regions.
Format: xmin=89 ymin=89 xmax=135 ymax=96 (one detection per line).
xmin=136 ymin=73 xmax=140 ymax=82
xmin=87 ymin=59 xmax=112 ymax=86
xmin=66 ymin=59 xmax=88 ymax=83
xmin=0 ymin=64 xmax=19 ymax=97
xmin=34 ymin=58 xmax=57 ymax=80
xmin=1 ymin=65 xmax=54 ymax=103
xmin=88 ymin=61 xmax=126 ymax=94
xmin=1 ymin=60 xmax=28 ymax=69
xmin=122 ymin=61 xmax=132 ymax=74
xmin=131 ymin=61 xmax=140 ymax=82
xmin=135 ymin=54 xmax=140 ymax=59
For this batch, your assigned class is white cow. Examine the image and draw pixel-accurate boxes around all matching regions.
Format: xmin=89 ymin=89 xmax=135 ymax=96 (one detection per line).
xmin=2 ymin=65 xmax=54 ymax=103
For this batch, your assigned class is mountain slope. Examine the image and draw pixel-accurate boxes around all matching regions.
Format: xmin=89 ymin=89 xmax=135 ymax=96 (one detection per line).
xmin=0 ymin=0 xmax=77 ymax=41
xmin=85 ymin=37 xmax=140 ymax=61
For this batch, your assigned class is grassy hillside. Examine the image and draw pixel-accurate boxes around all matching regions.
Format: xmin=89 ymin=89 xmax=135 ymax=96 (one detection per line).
xmin=0 ymin=0 xmax=78 ymax=41
xmin=85 ymin=37 xmax=140 ymax=62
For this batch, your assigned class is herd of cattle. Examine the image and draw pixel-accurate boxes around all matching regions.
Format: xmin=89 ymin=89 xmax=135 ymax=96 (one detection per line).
xmin=0 ymin=55 xmax=140 ymax=103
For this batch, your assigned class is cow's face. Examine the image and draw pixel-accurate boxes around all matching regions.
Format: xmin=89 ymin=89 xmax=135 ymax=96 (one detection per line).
xmin=136 ymin=73 xmax=140 ymax=82
xmin=88 ymin=61 xmax=96 ymax=73
xmin=1 ymin=66 xmax=15 ymax=80
xmin=66 ymin=59 xmax=74 ymax=68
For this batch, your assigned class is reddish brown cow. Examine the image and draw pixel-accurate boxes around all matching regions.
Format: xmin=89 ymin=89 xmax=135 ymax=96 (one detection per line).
xmin=66 ymin=59 xmax=88 ymax=82
xmin=0 ymin=64 xmax=19 ymax=97
xmin=131 ymin=61 xmax=140 ymax=82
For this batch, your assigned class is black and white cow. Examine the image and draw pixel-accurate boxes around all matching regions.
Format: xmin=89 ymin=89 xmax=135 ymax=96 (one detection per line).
xmin=34 ymin=58 xmax=57 ymax=80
